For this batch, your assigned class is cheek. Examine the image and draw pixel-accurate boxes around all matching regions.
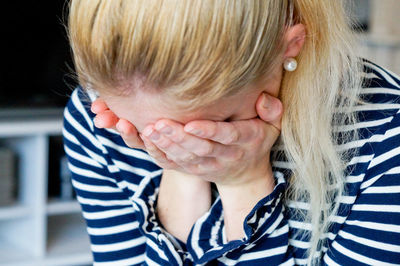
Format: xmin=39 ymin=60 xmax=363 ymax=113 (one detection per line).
xmin=234 ymin=101 xmax=258 ymax=120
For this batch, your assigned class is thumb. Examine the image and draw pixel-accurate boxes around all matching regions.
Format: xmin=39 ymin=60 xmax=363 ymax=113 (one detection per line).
xmin=255 ymin=93 xmax=283 ymax=131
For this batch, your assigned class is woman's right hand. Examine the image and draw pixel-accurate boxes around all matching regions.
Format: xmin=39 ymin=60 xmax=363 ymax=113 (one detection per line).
xmin=91 ymin=98 xmax=145 ymax=150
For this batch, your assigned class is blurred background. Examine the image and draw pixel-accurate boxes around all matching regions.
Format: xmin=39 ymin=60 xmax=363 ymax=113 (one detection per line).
xmin=0 ymin=0 xmax=398 ymax=265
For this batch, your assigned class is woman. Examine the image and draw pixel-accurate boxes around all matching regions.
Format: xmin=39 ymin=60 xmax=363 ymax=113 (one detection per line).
xmin=63 ymin=0 xmax=400 ymax=265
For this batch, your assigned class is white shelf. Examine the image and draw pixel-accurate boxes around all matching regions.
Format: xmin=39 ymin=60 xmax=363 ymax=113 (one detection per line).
xmin=0 ymin=238 xmax=33 ymax=266
xmin=0 ymin=109 xmax=93 ymax=265
xmin=0 ymin=215 xmax=92 ymax=266
xmin=0 ymin=119 xmax=62 ymax=137
xmin=0 ymin=108 xmax=63 ymax=137
xmin=0 ymin=203 xmax=30 ymax=220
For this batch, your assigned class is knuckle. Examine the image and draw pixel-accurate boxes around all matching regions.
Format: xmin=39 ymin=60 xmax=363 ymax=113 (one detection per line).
xmin=165 ymin=153 xmax=177 ymax=162
xmin=196 ymin=143 xmax=214 ymax=156
xmin=207 ymin=123 xmax=219 ymax=139
xmin=249 ymin=121 xmax=265 ymax=143
xmin=156 ymin=138 xmax=172 ymax=149
xmin=178 ymin=153 xmax=196 ymax=163
xmin=172 ymin=132 xmax=185 ymax=143
xmin=222 ymin=130 xmax=239 ymax=145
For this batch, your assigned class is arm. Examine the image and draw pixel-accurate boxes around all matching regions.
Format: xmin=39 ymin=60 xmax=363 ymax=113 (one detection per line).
xmin=157 ymin=169 xmax=211 ymax=243
xmin=64 ymin=88 xmax=192 ymax=265
xmin=64 ymin=89 xmax=147 ymax=265
xmin=217 ymin=162 xmax=275 ymax=241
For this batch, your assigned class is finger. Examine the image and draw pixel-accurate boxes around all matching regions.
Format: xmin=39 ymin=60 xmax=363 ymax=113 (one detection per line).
xmin=140 ymin=134 xmax=178 ymax=169
xmin=91 ymin=98 xmax=109 ymax=114
xmin=142 ymin=125 xmax=200 ymax=164
xmin=155 ymin=119 xmax=243 ymax=160
xmin=155 ymin=119 xmax=215 ymax=157
xmin=93 ymin=110 xmax=119 ymax=129
xmin=184 ymin=119 xmax=257 ymax=145
xmin=116 ymin=119 xmax=145 ymax=149
xmin=256 ymin=93 xmax=283 ymax=131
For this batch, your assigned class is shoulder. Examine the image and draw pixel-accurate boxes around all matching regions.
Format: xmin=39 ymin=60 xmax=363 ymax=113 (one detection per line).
xmin=359 ymin=59 xmax=400 ymax=112
xmin=63 ymin=86 xmax=99 ymax=132
xmin=63 ymin=86 xmax=126 ymax=147
xmin=351 ymin=60 xmax=400 ymax=185
xmin=351 ymin=59 xmax=400 ymax=141
xmin=361 ymin=59 xmax=400 ymax=91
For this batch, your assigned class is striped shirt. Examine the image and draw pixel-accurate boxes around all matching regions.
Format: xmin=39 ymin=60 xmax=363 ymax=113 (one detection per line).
xmin=63 ymin=60 xmax=400 ymax=265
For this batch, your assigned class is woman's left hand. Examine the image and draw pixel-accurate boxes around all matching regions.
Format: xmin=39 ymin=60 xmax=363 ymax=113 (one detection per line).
xmin=140 ymin=92 xmax=283 ymax=186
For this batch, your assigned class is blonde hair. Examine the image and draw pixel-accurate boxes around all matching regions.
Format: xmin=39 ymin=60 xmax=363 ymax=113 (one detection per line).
xmin=68 ymin=0 xmax=362 ymax=264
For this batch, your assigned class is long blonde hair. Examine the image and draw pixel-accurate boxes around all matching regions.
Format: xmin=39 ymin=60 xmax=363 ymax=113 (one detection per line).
xmin=68 ymin=0 xmax=362 ymax=264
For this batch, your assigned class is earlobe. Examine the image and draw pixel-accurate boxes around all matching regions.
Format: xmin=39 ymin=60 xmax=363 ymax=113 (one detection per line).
xmin=283 ymin=24 xmax=306 ymax=58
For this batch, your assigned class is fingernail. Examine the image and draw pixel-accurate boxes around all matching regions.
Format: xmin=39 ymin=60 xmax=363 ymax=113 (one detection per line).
xmin=161 ymin=126 xmax=173 ymax=135
xmin=142 ymin=126 xmax=153 ymax=137
xmin=150 ymin=131 xmax=160 ymax=141
xmin=94 ymin=117 xmax=103 ymax=128
xmin=143 ymin=127 xmax=160 ymax=141
xmin=155 ymin=123 xmax=173 ymax=135
xmin=185 ymin=126 xmax=202 ymax=136
xmin=262 ymin=94 xmax=269 ymax=108
xmin=116 ymin=121 xmax=125 ymax=134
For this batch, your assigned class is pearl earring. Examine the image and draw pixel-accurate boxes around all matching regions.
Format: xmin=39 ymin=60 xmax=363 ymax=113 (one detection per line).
xmin=283 ymin=57 xmax=297 ymax=72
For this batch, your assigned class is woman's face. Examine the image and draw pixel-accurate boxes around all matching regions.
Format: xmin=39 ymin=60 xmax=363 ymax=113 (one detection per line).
xmin=101 ymin=67 xmax=283 ymax=132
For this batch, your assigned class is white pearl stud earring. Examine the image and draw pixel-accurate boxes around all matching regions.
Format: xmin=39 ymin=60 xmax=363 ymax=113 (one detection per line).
xmin=283 ymin=57 xmax=298 ymax=72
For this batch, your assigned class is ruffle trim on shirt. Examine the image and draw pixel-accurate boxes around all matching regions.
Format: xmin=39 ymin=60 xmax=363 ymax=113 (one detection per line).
xmin=186 ymin=171 xmax=287 ymax=264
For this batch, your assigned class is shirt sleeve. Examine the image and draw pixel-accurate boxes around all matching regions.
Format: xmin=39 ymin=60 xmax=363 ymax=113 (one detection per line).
xmin=185 ymin=171 xmax=295 ymax=265
xmin=322 ymin=110 xmax=400 ymax=265
xmin=63 ymin=88 xmax=186 ymax=265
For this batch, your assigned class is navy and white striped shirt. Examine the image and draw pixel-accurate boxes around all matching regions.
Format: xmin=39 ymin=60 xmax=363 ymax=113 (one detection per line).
xmin=63 ymin=60 xmax=400 ymax=265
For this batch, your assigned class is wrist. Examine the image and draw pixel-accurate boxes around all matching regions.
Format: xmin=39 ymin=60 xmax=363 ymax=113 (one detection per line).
xmin=216 ymin=164 xmax=275 ymax=241
xmin=157 ymin=169 xmax=211 ymax=242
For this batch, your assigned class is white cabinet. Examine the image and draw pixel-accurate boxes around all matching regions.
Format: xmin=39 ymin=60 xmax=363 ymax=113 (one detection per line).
xmin=0 ymin=109 xmax=91 ymax=266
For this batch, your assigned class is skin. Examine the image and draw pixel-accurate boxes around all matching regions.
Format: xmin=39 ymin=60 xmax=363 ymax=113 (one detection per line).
xmin=91 ymin=24 xmax=306 ymax=242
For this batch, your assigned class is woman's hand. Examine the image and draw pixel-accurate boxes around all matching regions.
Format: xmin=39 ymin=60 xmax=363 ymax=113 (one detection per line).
xmin=91 ymin=93 xmax=282 ymax=184
xmin=140 ymin=92 xmax=282 ymax=185
xmin=91 ymin=99 xmax=145 ymax=149
xmin=91 ymin=93 xmax=283 ymax=185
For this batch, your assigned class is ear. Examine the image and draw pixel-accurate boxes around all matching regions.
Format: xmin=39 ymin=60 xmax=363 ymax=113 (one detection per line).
xmin=283 ymin=24 xmax=306 ymax=58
